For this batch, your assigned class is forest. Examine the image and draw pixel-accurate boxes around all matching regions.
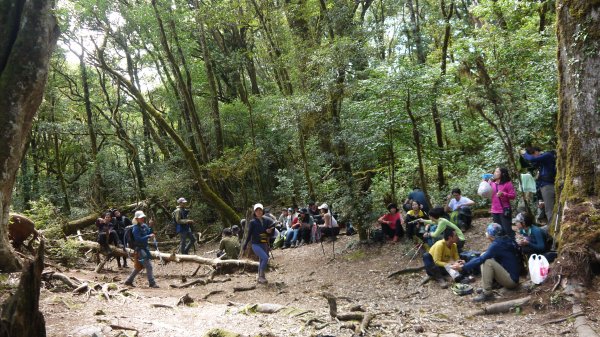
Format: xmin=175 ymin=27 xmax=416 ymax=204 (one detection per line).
xmin=12 ymin=0 xmax=559 ymax=232
xmin=1 ymin=0 xmax=599 ymax=336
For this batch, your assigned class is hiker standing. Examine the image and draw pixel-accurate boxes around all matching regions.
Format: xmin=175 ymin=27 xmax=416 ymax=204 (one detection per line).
xmin=242 ymin=203 xmax=274 ymax=284
xmin=124 ymin=211 xmax=159 ymax=288
xmin=486 ymin=167 xmax=517 ymax=238
xmin=174 ymin=197 xmax=196 ymax=255
xmin=112 ymin=209 xmax=131 ymax=268
xmin=522 ymin=147 xmax=556 ymax=223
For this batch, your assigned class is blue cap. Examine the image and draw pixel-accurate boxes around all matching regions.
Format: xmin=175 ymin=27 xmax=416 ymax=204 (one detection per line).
xmin=486 ymin=223 xmax=504 ymax=237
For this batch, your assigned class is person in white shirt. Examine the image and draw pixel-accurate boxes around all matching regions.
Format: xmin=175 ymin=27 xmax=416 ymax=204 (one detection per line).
xmin=445 ymin=188 xmax=475 ymax=229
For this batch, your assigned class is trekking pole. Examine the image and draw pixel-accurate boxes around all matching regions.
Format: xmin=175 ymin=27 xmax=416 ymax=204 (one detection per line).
xmin=408 ymin=242 xmax=424 ymax=264
xmin=153 ymin=237 xmax=164 ymax=265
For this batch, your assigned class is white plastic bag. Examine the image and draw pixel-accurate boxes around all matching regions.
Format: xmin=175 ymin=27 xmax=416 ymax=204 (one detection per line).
xmin=477 ymin=181 xmax=493 ymax=198
xmin=528 ymin=254 xmax=550 ymax=284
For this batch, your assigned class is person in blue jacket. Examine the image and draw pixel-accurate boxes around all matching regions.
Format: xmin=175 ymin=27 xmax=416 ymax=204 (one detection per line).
xmin=522 ymin=147 xmax=556 ymax=222
xmin=242 ymin=203 xmax=275 ymax=284
xmin=124 ymin=211 xmax=159 ymax=288
xmin=513 ymin=212 xmax=546 ymax=255
xmin=458 ymin=223 xmax=521 ymax=302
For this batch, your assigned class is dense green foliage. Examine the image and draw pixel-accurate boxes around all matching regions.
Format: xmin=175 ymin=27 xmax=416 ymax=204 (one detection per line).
xmin=13 ymin=0 xmax=557 ymax=232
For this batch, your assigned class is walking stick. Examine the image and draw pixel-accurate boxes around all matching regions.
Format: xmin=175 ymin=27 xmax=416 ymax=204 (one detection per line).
xmin=153 ymin=237 xmax=164 ymax=265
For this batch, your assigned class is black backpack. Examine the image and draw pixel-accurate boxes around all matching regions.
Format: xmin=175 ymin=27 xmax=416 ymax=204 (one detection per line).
xmin=123 ymin=224 xmax=139 ymax=249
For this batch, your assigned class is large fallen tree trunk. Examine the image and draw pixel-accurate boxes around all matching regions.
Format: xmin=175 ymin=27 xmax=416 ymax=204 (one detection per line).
xmin=61 ymin=202 xmax=146 ymax=235
xmin=76 ymin=240 xmax=259 ymax=272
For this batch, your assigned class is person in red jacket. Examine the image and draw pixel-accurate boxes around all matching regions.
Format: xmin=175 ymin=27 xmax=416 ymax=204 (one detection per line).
xmin=377 ymin=203 xmax=404 ymax=242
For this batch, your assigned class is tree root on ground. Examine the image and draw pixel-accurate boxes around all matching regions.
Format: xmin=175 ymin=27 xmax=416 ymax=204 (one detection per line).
xmin=320 ymin=292 xmax=379 ymax=336
xmin=387 ymin=266 xmax=425 ymax=278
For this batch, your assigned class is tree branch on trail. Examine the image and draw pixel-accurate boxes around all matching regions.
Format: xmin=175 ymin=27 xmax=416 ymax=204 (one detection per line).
xmin=76 ymin=239 xmax=259 ymax=272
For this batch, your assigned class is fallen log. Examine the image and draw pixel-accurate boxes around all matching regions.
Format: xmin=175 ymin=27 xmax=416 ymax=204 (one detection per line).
xmin=472 ymin=296 xmax=531 ymax=315
xmin=76 ymin=239 xmax=259 ymax=272
xmin=233 ymin=285 xmax=256 ymax=292
xmin=62 ymin=201 xmax=145 ymax=235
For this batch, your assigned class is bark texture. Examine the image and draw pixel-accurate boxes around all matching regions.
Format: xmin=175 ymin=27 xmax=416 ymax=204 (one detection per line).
xmin=554 ymin=0 xmax=600 ymax=284
xmin=0 ymin=0 xmax=59 ymax=271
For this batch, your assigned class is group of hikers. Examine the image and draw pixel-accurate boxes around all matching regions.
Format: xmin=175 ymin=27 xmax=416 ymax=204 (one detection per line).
xmin=94 ymin=146 xmax=557 ymax=297
xmin=95 ymin=198 xmax=199 ymax=288
xmin=377 ymin=151 xmax=556 ymax=303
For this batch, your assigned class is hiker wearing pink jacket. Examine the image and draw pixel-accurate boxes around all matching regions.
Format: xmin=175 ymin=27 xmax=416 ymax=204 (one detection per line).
xmin=486 ymin=167 xmax=516 ymax=238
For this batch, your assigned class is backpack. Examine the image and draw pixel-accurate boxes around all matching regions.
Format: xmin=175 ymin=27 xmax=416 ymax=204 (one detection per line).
xmin=370 ymin=228 xmax=384 ymax=243
xmin=123 ymin=225 xmax=139 ymax=249
xmin=169 ymin=209 xmax=178 ymax=235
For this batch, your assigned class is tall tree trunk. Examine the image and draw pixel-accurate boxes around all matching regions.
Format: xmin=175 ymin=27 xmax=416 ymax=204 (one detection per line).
xmin=79 ymin=46 xmax=105 ymax=207
xmin=196 ymin=15 xmax=224 ymax=156
xmin=0 ymin=0 xmax=59 ymax=271
xmin=406 ymin=91 xmax=430 ymax=206
xmin=553 ymin=0 xmax=600 ymax=285
xmin=50 ymin=96 xmax=71 ymax=214
xmin=97 ymin=51 xmax=241 ymax=227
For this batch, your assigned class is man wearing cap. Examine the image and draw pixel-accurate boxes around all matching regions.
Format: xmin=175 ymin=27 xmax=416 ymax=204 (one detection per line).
xmin=174 ymin=197 xmax=196 ymax=255
xmin=458 ymin=223 xmax=521 ymax=302
xmin=242 ymin=203 xmax=274 ymax=283
xmin=124 ymin=211 xmax=159 ymax=288
xmin=377 ymin=203 xmax=404 ymax=242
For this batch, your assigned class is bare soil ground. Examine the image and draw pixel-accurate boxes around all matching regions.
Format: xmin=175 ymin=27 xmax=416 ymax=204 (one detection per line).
xmin=7 ymin=218 xmax=600 ymax=336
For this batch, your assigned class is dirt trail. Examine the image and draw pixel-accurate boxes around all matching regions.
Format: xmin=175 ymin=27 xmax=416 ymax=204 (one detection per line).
xmin=38 ymin=218 xmax=598 ymax=336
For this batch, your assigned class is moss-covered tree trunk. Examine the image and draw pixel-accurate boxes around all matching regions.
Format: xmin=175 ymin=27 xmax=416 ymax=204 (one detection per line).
xmin=0 ymin=0 xmax=59 ymax=272
xmin=553 ymin=0 xmax=600 ymax=285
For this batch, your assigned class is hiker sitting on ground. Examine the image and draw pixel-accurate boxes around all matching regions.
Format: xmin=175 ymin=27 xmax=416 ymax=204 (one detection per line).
xmin=513 ymin=212 xmax=546 ymax=255
xmin=174 ymin=197 xmax=196 ymax=255
xmin=377 ymin=203 xmax=404 ymax=242
xmin=405 ymin=201 xmax=428 ymax=243
xmin=457 ymin=223 xmax=521 ymax=302
xmin=97 ymin=212 xmax=122 ymax=254
xmin=419 ymin=207 xmax=466 ymax=252
xmin=422 ymin=228 xmax=465 ymax=288
xmin=318 ymin=203 xmax=339 ymax=240
xmin=404 ymin=187 xmax=430 ymax=213
xmin=242 ymin=203 xmax=274 ymax=284
xmin=218 ymin=228 xmax=241 ymax=260
xmin=295 ymin=208 xmax=314 ymax=246
xmin=283 ymin=210 xmax=301 ymax=249
xmin=445 ymin=188 xmax=475 ymax=225
xmin=124 ymin=211 xmax=159 ymax=288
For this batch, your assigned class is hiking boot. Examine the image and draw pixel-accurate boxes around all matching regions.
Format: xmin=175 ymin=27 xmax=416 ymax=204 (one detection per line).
xmin=472 ymin=292 xmax=495 ymax=302
xmin=435 ymin=278 xmax=449 ymax=289
xmin=124 ymin=281 xmax=134 ymax=287
xmin=257 ymin=276 xmax=268 ymax=284
xmin=460 ymin=275 xmax=475 ymax=284
xmin=149 ymin=283 xmax=160 ymax=288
